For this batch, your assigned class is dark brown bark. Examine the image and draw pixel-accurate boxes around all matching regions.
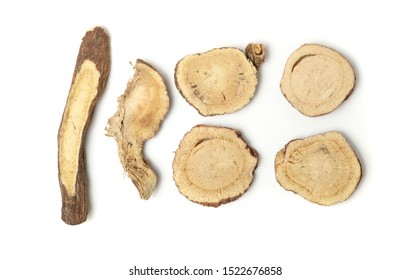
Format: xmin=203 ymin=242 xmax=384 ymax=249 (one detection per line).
xmin=245 ymin=43 xmax=265 ymax=68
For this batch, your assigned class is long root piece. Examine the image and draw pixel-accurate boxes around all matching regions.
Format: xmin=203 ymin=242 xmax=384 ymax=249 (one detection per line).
xmin=106 ymin=60 xmax=169 ymax=199
xmin=58 ymin=27 xmax=110 ymax=225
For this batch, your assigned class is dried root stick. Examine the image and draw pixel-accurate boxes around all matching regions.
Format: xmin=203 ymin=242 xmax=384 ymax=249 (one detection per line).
xmin=106 ymin=60 xmax=169 ymax=199
xmin=58 ymin=27 xmax=110 ymax=225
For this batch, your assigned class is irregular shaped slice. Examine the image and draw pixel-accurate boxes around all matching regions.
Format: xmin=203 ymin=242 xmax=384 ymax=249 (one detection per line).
xmin=280 ymin=44 xmax=356 ymax=117
xmin=58 ymin=27 xmax=110 ymax=225
xmin=245 ymin=43 xmax=265 ymax=68
xmin=106 ymin=60 xmax=169 ymax=199
xmin=173 ymin=125 xmax=258 ymax=207
xmin=275 ymin=131 xmax=362 ymax=205
xmin=174 ymin=44 xmax=265 ymax=116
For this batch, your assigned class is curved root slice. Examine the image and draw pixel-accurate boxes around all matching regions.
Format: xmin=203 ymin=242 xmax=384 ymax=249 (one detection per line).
xmin=106 ymin=60 xmax=169 ymax=199
xmin=173 ymin=125 xmax=258 ymax=207
xmin=280 ymin=44 xmax=356 ymax=117
xmin=174 ymin=44 xmax=264 ymax=116
xmin=275 ymin=131 xmax=362 ymax=205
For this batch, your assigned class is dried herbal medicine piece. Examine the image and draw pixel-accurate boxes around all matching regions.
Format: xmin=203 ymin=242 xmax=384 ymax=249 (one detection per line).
xmin=173 ymin=125 xmax=258 ymax=207
xmin=280 ymin=44 xmax=356 ymax=117
xmin=174 ymin=43 xmax=265 ymax=116
xmin=106 ymin=60 xmax=169 ymax=200
xmin=58 ymin=27 xmax=110 ymax=225
xmin=275 ymin=131 xmax=362 ymax=205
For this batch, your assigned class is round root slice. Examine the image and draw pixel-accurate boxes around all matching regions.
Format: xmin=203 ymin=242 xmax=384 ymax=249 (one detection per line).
xmin=175 ymin=45 xmax=263 ymax=116
xmin=275 ymin=131 xmax=362 ymax=205
xmin=173 ymin=125 xmax=258 ymax=207
xmin=280 ymin=44 xmax=356 ymax=117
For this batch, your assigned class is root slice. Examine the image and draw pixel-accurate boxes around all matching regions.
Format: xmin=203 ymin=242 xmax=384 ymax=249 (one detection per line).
xmin=275 ymin=131 xmax=362 ymax=205
xmin=280 ymin=44 xmax=356 ymax=117
xmin=58 ymin=27 xmax=110 ymax=225
xmin=106 ymin=60 xmax=169 ymax=200
xmin=173 ymin=125 xmax=258 ymax=207
xmin=174 ymin=44 xmax=265 ymax=116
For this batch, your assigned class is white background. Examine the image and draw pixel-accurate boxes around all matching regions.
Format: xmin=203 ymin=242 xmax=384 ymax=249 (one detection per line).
xmin=1 ymin=0 xmax=410 ymax=279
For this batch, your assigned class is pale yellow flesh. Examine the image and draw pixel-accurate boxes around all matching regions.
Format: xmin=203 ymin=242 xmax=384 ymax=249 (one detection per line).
xmin=106 ymin=61 xmax=169 ymax=200
xmin=58 ymin=60 xmax=100 ymax=196
xmin=122 ymin=64 xmax=168 ymax=141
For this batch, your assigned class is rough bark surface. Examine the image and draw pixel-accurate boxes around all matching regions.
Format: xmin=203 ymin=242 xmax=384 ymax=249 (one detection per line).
xmin=106 ymin=60 xmax=169 ymax=200
xmin=58 ymin=27 xmax=110 ymax=225
xmin=173 ymin=125 xmax=258 ymax=207
xmin=245 ymin=43 xmax=265 ymax=68
xmin=174 ymin=44 xmax=265 ymax=116
xmin=280 ymin=44 xmax=356 ymax=117
xmin=275 ymin=131 xmax=362 ymax=205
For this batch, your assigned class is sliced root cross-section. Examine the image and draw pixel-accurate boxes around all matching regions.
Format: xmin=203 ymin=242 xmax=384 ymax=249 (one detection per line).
xmin=280 ymin=44 xmax=356 ymax=117
xmin=274 ymin=131 xmax=362 ymax=205
xmin=174 ymin=43 xmax=265 ymax=116
xmin=173 ymin=125 xmax=258 ymax=207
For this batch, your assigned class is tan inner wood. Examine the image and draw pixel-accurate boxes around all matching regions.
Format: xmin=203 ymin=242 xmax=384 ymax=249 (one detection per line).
xmin=59 ymin=60 xmax=100 ymax=196
xmin=286 ymin=141 xmax=347 ymax=196
xmin=186 ymin=139 xmax=244 ymax=190
xmin=275 ymin=131 xmax=361 ymax=205
xmin=186 ymin=55 xmax=239 ymax=105
xmin=290 ymin=55 xmax=343 ymax=105
xmin=175 ymin=47 xmax=258 ymax=116
xmin=106 ymin=60 xmax=169 ymax=200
